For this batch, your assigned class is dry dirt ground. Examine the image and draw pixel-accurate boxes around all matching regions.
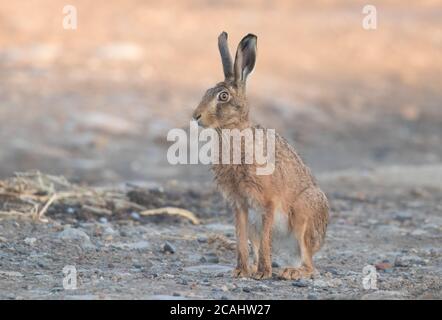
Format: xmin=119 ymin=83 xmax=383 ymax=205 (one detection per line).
xmin=0 ymin=0 xmax=441 ymax=299
xmin=0 ymin=167 xmax=441 ymax=300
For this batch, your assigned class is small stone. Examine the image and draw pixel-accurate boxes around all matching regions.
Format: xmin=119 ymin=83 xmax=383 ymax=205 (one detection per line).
xmin=0 ymin=271 xmax=23 ymax=277
xmin=362 ymin=290 xmax=408 ymax=300
xmin=271 ymin=261 xmax=280 ymax=268
xmin=410 ymin=229 xmax=427 ymax=236
xmin=163 ymin=241 xmax=176 ymax=254
xmin=120 ymin=230 xmax=129 ymax=237
xmin=172 ymin=292 xmax=181 ymax=297
xmin=375 ymin=262 xmax=393 ymax=271
xmin=24 ymin=237 xmax=37 ymax=246
xmin=99 ymin=217 xmax=108 ymax=224
xmin=184 ymin=264 xmax=233 ymax=274
xmin=292 ymin=280 xmax=309 ymax=287
xmin=111 ymin=240 xmax=150 ymax=251
xmin=131 ymin=212 xmax=140 ymax=220
xmin=394 ymin=255 xmax=425 ymax=267
xmin=200 ymin=253 xmax=219 ymax=264
xmin=103 ymin=226 xmax=117 ymax=235
xmin=197 ymin=237 xmax=208 ymax=243
xmin=324 ymin=267 xmax=339 ymax=275
xmin=177 ymin=279 xmax=188 ymax=285
xmin=242 ymin=287 xmax=251 ymax=293
xmin=57 ymin=228 xmax=95 ymax=250
xmin=393 ymin=212 xmax=413 ymax=222
xmin=307 ymin=294 xmax=318 ymax=300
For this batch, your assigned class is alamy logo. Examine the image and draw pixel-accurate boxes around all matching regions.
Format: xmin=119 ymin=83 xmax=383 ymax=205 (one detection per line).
xmin=362 ymin=265 xmax=378 ymax=290
xmin=62 ymin=5 xmax=78 ymax=30
xmin=167 ymin=121 xmax=276 ymax=175
xmin=362 ymin=5 xmax=377 ymax=30
xmin=62 ymin=265 xmax=77 ymax=290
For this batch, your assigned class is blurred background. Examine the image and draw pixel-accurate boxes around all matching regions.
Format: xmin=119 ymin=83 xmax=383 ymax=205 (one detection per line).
xmin=0 ymin=0 xmax=441 ymax=185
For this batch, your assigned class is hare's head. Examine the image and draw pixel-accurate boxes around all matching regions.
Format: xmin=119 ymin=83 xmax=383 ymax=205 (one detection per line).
xmin=193 ymin=32 xmax=257 ymax=129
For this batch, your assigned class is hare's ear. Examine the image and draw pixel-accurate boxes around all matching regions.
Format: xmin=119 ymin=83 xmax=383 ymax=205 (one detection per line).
xmin=218 ymin=32 xmax=234 ymax=80
xmin=234 ymin=33 xmax=257 ymax=85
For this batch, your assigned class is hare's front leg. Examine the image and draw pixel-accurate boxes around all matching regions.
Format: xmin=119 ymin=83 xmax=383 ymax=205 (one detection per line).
xmin=232 ymin=204 xmax=250 ymax=278
xmin=252 ymin=205 xmax=274 ymax=280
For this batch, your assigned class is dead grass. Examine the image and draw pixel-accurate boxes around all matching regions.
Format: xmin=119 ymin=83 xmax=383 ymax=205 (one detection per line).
xmin=0 ymin=171 xmax=199 ymax=224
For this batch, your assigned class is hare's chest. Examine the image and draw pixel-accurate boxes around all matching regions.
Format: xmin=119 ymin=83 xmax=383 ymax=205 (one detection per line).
xmin=214 ymin=165 xmax=260 ymax=201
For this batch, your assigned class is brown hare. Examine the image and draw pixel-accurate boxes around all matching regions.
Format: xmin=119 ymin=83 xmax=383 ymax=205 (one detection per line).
xmin=192 ymin=32 xmax=329 ymax=280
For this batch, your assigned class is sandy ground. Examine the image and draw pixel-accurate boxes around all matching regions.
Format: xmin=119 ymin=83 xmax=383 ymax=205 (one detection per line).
xmin=0 ymin=0 xmax=441 ymax=299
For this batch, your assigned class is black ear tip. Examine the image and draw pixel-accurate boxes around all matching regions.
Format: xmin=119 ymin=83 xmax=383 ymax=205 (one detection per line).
xmin=219 ymin=31 xmax=228 ymax=40
xmin=241 ymin=33 xmax=257 ymax=46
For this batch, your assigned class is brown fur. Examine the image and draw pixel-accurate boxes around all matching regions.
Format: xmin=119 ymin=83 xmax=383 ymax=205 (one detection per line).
xmin=192 ymin=32 xmax=329 ymax=280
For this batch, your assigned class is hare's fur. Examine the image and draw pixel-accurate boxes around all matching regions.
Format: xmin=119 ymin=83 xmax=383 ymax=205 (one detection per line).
xmin=193 ymin=32 xmax=329 ymax=280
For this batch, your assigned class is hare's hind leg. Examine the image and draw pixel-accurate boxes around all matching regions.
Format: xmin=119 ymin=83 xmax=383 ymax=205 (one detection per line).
xmin=279 ymin=220 xmax=314 ymax=280
xmin=279 ymin=189 xmax=327 ymax=280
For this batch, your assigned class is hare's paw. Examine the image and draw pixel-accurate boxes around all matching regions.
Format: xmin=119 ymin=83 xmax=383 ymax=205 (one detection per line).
xmin=279 ymin=267 xmax=313 ymax=280
xmin=249 ymin=264 xmax=258 ymax=274
xmin=252 ymin=270 xmax=272 ymax=280
xmin=232 ymin=267 xmax=249 ymax=278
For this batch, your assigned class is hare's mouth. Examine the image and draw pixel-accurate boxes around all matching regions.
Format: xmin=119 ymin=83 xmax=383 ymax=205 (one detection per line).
xmin=192 ymin=115 xmax=205 ymax=128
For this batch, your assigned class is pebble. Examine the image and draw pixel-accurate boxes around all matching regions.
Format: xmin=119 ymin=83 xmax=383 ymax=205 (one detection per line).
xmin=57 ymin=228 xmax=95 ymax=250
xmin=163 ymin=241 xmax=176 ymax=254
xmin=375 ymin=262 xmax=393 ymax=271
xmin=184 ymin=264 xmax=233 ymax=274
xmin=393 ymin=211 xmax=413 ymax=222
xmin=111 ymin=240 xmax=150 ymax=250
xmin=361 ymin=290 xmax=407 ymax=300
xmin=394 ymin=255 xmax=425 ymax=267
xmin=292 ymin=280 xmax=309 ymax=287
xmin=197 ymin=237 xmax=208 ymax=243
xmin=410 ymin=229 xmax=427 ymax=236
xmin=24 ymin=237 xmax=37 ymax=245
xmin=99 ymin=217 xmax=108 ymax=224
xmin=200 ymin=252 xmax=219 ymax=264
xmin=131 ymin=212 xmax=140 ymax=220
xmin=324 ymin=267 xmax=339 ymax=275
xmin=0 ymin=270 xmax=24 ymax=277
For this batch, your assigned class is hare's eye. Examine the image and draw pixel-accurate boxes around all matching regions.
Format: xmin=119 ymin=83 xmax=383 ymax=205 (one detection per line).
xmin=218 ymin=91 xmax=230 ymax=102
